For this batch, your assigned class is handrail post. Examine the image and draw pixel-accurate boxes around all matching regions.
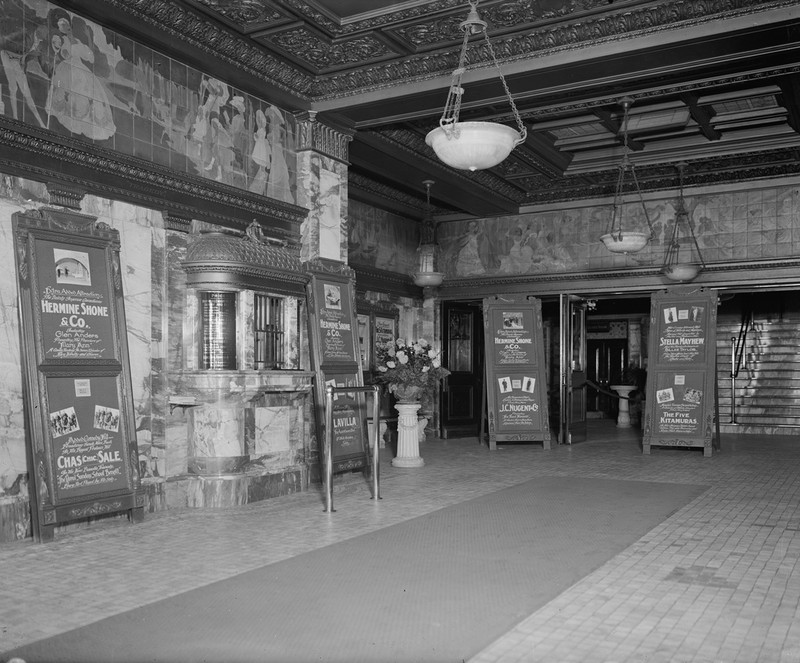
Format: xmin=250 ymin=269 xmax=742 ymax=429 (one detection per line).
xmin=324 ymin=384 xmax=335 ymax=513
xmin=371 ymin=385 xmax=381 ymax=501
xmin=730 ymin=336 xmax=736 ymax=424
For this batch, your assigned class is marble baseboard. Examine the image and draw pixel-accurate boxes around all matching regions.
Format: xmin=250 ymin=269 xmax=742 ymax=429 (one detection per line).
xmin=718 ymin=423 xmax=800 ymax=436
xmin=169 ymin=468 xmax=307 ymax=509
xmin=0 ymin=497 xmax=32 ymax=542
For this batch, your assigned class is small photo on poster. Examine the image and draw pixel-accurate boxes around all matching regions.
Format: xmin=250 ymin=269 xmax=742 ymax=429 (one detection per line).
xmin=691 ymin=306 xmax=704 ymax=322
xmin=498 ymin=376 xmax=512 ymax=393
xmin=502 ymin=312 xmax=523 ymax=330
xmin=521 ymin=376 xmax=535 ymax=393
xmin=94 ymin=405 xmax=120 ymax=432
xmin=74 ymin=379 xmax=92 ymax=397
xmin=53 ymin=248 xmax=91 ymax=285
xmin=656 ymin=388 xmax=675 ymax=404
xmin=50 ymin=406 xmax=79 ymax=438
xmin=324 ymin=284 xmax=341 ymax=309
xmin=684 ymin=388 xmax=703 ymax=404
xmin=663 ymin=307 xmax=678 ymax=324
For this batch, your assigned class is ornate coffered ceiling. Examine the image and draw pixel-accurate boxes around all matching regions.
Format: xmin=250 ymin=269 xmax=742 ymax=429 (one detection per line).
xmin=56 ymin=0 xmax=800 ymax=220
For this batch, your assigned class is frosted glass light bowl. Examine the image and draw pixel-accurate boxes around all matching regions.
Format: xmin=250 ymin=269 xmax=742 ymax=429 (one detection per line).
xmin=425 ymin=122 xmax=523 ymax=171
xmin=663 ymin=263 xmax=700 ymax=282
xmin=600 ymin=231 xmax=650 ymax=254
xmin=413 ymin=271 xmax=444 ymax=287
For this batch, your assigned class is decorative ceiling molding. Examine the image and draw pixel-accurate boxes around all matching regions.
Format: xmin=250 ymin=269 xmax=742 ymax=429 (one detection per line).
xmin=97 ymin=0 xmax=317 ymax=99
xmin=348 ymin=172 xmax=429 ymax=218
xmin=79 ymin=0 xmax=793 ymax=103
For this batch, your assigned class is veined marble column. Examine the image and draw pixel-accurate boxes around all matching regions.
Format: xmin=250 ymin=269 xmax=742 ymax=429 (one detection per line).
xmin=295 ymin=112 xmax=353 ymax=264
xmin=393 ymin=402 xmax=424 ymax=468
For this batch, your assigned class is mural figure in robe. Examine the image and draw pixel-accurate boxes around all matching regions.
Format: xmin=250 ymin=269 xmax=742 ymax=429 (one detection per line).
xmin=46 ymin=15 xmax=116 ymax=140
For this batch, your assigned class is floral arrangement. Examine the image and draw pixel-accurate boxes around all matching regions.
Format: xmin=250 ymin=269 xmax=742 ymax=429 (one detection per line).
xmin=375 ymin=338 xmax=450 ymax=401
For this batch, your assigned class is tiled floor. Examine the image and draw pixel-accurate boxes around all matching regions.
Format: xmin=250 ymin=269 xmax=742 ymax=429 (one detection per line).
xmin=2 ymin=420 xmax=800 ymax=663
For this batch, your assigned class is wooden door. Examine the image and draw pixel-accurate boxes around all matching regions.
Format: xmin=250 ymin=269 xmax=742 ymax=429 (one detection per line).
xmin=559 ymin=295 xmax=588 ymax=444
xmin=441 ymin=301 xmax=484 ymax=438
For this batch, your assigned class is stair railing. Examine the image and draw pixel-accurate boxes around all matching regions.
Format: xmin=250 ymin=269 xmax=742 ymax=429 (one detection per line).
xmin=730 ymin=311 xmax=753 ymax=424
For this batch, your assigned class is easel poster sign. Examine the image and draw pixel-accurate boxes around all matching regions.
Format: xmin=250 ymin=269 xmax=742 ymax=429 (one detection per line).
xmin=38 ymin=241 xmax=116 ymax=361
xmin=316 ymin=281 xmax=357 ymax=364
xmin=14 ymin=208 xmax=142 ymax=541
xmin=483 ymin=295 xmax=550 ymax=450
xmin=305 ymin=259 xmax=368 ymax=474
xmin=323 ymin=371 xmax=368 ymax=473
xmin=643 ymin=286 xmax=718 ymax=456
xmin=46 ymin=375 xmax=130 ymax=501
xmin=494 ymin=372 xmax=543 ymax=430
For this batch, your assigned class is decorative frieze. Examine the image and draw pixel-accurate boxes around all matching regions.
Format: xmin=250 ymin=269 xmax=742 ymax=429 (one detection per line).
xmin=0 ymin=117 xmax=307 ymax=243
xmin=295 ymin=112 xmax=353 ymax=163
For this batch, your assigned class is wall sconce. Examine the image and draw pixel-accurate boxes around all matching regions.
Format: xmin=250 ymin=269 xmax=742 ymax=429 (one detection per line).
xmin=600 ymin=97 xmax=654 ymax=254
xmin=662 ymin=162 xmax=706 ymax=282
xmin=425 ymin=0 xmax=527 ymax=171
xmin=413 ymin=180 xmax=444 ymax=288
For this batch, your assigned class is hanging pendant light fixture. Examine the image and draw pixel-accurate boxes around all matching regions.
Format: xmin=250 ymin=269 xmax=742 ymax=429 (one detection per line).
xmin=425 ymin=0 xmax=527 ymax=172
xmin=600 ymin=97 xmax=654 ymax=254
xmin=662 ymin=162 xmax=706 ymax=282
xmin=413 ymin=180 xmax=445 ymax=288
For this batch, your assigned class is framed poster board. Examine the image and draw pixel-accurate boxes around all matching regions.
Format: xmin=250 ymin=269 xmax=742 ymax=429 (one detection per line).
xmin=13 ymin=208 xmax=143 ymax=542
xmin=306 ymin=259 xmax=368 ymax=474
xmin=482 ymin=295 xmax=551 ymax=450
xmin=643 ymin=286 xmax=719 ymax=456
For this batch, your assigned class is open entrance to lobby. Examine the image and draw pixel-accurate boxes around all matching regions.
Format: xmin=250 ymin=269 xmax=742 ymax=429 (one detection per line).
xmin=437 ymin=287 xmax=800 ymax=442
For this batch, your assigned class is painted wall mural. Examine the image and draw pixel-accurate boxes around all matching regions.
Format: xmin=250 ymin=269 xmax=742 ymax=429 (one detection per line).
xmin=0 ymin=0 xmax=297 ymax=204
xmin=437 ymin=186 xmax=800 ymax=278
xmin=348 ymin=199 xmax=419 ymax=274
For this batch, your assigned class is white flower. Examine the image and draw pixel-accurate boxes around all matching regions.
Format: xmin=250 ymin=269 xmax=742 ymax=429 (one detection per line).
xmin=397 ymin=351 xmax=409 ymax=364
xmin=418 ymin=339 xmax=429 ymax=347
xmin=377 ymin=366 xmax=388 ymax=372
xmin=387 ymin=361 xmax=396 ymax=369
xmin=396 ymin=338 xmax=406 ymax=348
xmin=412 ymin=343 xmax=422 ymax=353
xmin=432 ymin=358 xmax=441 ymax=368
xmin=422 ymin=365 xmax=430 ymax=373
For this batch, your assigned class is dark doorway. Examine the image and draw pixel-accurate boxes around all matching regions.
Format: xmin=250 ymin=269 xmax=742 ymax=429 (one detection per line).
xmin=587 ymin=338 xmax=628 ymax=419
xmin=441 ymin=301 xmax=484 ymax=438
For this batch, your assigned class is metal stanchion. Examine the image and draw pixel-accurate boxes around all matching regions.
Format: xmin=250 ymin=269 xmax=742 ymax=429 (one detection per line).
xmin=324 ymin=384 xmax=335 ymax=513
xmin=323 ymin=384 xmax=382 ymax=512
xmin=371 ymin=384 xmax=381 ymax=501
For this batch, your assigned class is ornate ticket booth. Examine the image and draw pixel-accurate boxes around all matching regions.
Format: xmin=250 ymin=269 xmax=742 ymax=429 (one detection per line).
xmin=170 ymin=224 xmax=317 ymax=508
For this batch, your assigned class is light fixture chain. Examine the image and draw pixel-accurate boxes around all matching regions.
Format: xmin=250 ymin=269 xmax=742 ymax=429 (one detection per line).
xmin=629 ymin=164 xmax=654 ymax=238
xmin=481 ymin=29 xmax=527 ymax=141
xmin=439 ymin=26 xmax=473 ymax=137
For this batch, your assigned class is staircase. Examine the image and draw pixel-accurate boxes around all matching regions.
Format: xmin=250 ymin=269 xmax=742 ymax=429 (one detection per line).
xmin=716 ymin=313 xmax=800 ymax=434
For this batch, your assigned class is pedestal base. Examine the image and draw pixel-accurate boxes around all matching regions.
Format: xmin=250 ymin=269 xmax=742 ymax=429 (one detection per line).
xmin=611 ymin=385 xmax=636 ymax=428
xmin=392 ymin=402 xmax=424 ymax=468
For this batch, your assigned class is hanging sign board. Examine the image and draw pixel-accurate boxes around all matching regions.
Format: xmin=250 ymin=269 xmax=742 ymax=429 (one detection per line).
xmin=305 ymin=259 xmax=368 ymax=474
xmin=643 ymin=286 xmax=719 ymax=456
xmin=482 ymin=295 xmax=551 ymax=450
xmin=14 ymin=208 xmax=143 ymax=542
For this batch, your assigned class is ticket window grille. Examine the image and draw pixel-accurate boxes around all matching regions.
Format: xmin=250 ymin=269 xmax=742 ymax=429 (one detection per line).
xmin=201 ymin=291 xmax=237 ymax=370
xmin=254 ymin=294 xmax=285 ymax=370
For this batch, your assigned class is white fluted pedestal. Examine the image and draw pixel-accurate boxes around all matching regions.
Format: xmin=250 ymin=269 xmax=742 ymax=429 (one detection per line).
xmin=611 ymin=385 xmax=636 ymax=428
xmin=392 ymin=402 xmax=424 ymax=468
